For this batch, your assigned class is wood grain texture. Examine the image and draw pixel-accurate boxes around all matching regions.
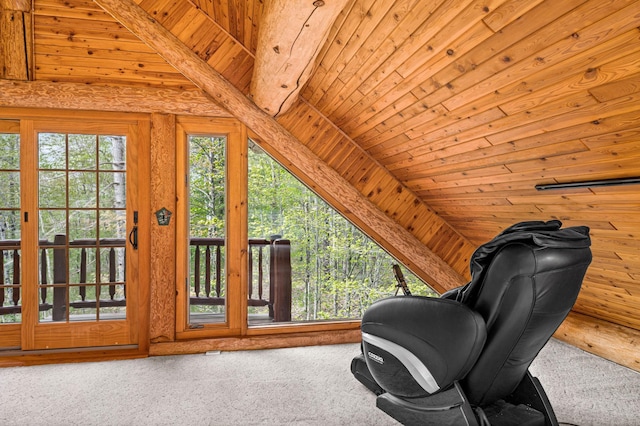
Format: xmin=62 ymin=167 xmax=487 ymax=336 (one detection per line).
xmin=0 ymin=80 xmax=232 ymax=116
xmin=555 ymin=311 xmax=640 ymax=372
xmin=149 ymin=113 xmax=177 ymax=343
xmin=249 ymin=0 xmax=350 ymax=116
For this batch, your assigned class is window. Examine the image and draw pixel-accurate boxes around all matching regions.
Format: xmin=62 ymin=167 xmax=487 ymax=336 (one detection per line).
xmin=187 ymin=134 xmax=227 ymax=324
xmin=247 ymin=141 xmax=436 ymax=325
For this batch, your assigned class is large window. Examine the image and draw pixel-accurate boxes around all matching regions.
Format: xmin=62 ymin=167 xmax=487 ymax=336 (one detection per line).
xmin=247 ymin=141 xmax=436 ymax=325
xmin=187 ymin=134 xmax=227 ymax=324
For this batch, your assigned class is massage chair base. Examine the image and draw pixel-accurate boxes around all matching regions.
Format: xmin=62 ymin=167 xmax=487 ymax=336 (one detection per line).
xmin=376 ymin=382 xmax=479 ymax=426
xmin=352 ymin=353 xmax=558 ymax=426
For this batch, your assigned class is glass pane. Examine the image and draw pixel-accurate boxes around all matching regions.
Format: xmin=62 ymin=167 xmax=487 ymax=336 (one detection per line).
xmin=0 ymin=133 xmax=20 ymax=169
xmin=99 ymin=136 xmax=126 ymax=171
xmin=69 ymin=134 xmax=97 ymax=170
xmin=69 ymin=247 xmax=97 ymax=285
xmin=188 ymin=135 xmax=226 ymax=324
xmin=38 ymin=285 xmax=67 ymax=322
xmin=99 ymin=210 xmax=126 ymax=239
xmin=69 ymin=210 xmax=97 ymax=241
xmin=247 ymin=141 xmax=437 ymax=325
xmin=39 ymin=171 xmax=66 ymax=208
xmin=99 ymin=284 xmax=126 ymax=320
xmin=0 ymin=172 xmax=20 ymax=209
xmin=38 ymin=286 xmax=54 ymax=322
xmin=69 ymin=284 xmax=97 ymax=321
xmin=99 ymin=172 xmax=126 ymax=209
xmin=39 ymin=133 xmax=66 ymax=169
xmin=69 ymin=172 xmax=97 ymax=208
xmin=39 ymin=210 xmax=67 ymax=241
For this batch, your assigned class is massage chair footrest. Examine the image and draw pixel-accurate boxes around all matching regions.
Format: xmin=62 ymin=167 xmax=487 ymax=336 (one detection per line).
xmin=375 ymin=382 xmax=479 ymax=426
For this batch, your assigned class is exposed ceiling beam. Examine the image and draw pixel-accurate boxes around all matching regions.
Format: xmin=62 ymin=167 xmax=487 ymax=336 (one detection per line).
xmin=250 ymin=0 xmax=350 ymax=117
xmin=0 ymin=0 xmax=33 ymax=80
xmin=0 ymin=80 xmax=231 ymax=116
xmin=92 ymin=0 xmax=466 ymax=291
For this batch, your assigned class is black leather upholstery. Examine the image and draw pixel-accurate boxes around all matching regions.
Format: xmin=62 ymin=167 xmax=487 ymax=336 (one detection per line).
xmin=461 ymin=242 xmax=591 ymax=405
xmin=353 ymin=220 xmax=592 ymax=425
xmin=361 ymin=297 xmax=486 ymax=397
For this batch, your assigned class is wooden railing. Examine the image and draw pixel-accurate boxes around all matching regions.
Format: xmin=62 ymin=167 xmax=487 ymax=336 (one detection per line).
xmin=190 ymin=236 xmax=292 ymax=322
xmin=0 ymin=236 xmax=292 ymax=322
xmin=0 ymin=239 xmax=20 ymax=315
xmin=0 ymin=236 xmax=126 ymax=320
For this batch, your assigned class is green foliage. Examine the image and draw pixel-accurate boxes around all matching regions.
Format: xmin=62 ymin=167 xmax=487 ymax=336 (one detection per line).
xmin=247 ymin=142 xmax=437 ymax=322
xmin=189 ymin=136 xmax=226 ymax=237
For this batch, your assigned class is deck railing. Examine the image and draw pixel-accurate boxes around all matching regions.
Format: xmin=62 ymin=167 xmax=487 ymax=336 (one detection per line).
xmin=189 ymin=236 xmax=292 ymax=322
xmin=0 ymin=236 xmax=292 ymax=321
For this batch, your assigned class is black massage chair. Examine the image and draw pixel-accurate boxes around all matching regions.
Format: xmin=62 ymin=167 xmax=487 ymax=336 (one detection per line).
xmin=351 ymin=220 xmax=592 ymax=425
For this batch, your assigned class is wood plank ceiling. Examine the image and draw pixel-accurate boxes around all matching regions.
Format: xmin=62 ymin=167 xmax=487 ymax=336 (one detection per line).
xmin=21 ymin=0 xmax=640 ymax=338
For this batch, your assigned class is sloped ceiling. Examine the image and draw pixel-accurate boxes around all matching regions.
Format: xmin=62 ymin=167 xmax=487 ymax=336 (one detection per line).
xmin=2 ymin=0 xmax=639 ymax=366
xmin=155 ymin=0 xmax=640 ymax=332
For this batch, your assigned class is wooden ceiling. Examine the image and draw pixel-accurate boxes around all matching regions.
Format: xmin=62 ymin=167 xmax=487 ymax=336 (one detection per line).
xmin=3 ymin=0 xmax=639 ymax=366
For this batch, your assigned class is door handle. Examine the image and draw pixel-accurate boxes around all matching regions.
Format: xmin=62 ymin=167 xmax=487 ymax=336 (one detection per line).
xmin=129 ymin=211 xmax=138 ymax=250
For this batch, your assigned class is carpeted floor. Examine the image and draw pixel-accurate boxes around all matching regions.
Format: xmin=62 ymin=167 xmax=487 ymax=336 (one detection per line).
xmin=0 ymin=338 xmax=638 ymax=425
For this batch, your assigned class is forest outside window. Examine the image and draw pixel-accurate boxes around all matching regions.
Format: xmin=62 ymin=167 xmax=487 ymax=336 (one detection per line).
xmin=187 ymin=134 xmax=227 ymax=325
xmin=176 ymin=117 xmax=436 ymax=334
xmin=247 ymin=141 xmax=437 ymax=326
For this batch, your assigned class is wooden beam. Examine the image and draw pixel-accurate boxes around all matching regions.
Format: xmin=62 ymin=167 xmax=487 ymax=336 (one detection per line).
xmin=92 ymin=0 xmax=466 ymax=292
xmin=250 ymin=0 xmax=350 ymax=116
xmin=555 ymin=311 xmax=640 ymax=372
xmin=0 ymin=80 xmax=231 ymax=117
xmin=0 ymin=0 xmax=32 ymax=80
xmin=149 ymin=113 xmax=177 ymax=343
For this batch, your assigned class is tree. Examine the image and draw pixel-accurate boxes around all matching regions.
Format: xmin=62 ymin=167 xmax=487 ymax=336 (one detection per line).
xmin=246 ymin=141 xmax=437 ymax=322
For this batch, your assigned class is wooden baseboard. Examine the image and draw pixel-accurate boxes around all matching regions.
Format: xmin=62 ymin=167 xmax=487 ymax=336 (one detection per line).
xmin=150 ymin=329 xmax=362 ymax=356
xmin=0 ymin=345 xmax=147 ymax=368
xmin=554 ymin=311 xmax=640 ymax=372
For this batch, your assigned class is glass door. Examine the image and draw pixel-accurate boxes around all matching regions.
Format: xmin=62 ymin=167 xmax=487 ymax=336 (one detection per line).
xmin=20 ymin=120 xmax=141 ymax=350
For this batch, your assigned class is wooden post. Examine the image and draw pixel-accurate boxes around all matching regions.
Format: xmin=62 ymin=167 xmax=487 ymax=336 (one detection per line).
xmin=0 ymin=0 xmax=33 ymax=80
xmin=149 ymin=112 xmax=176 ymax=343
xmin=52 ymin=234 xmax=67 ymax=322
xmin=12 ymin=248 xmax=19 ymax=306
xmin=270 ymin=238 xmax=292 ymax=322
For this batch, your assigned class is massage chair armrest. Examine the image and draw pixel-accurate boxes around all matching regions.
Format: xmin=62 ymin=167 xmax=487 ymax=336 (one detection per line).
xmin=361 ymin=296 xmax=487 ymax=397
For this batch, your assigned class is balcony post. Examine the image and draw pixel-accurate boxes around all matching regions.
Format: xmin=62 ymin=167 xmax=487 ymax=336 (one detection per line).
xmin=52 ymin=234 xmax=67 ymax=321
xmin=269 ymin=238 xmax=291 ymax=322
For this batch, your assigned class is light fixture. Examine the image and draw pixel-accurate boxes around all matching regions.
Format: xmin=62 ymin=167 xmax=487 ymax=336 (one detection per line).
xmin=535 ymin=177 xmax=640 ymax=191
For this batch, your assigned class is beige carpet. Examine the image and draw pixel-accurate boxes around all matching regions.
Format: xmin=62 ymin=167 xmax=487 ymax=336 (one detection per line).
xmin=1 ymin=339 xmax=638 ymax=425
